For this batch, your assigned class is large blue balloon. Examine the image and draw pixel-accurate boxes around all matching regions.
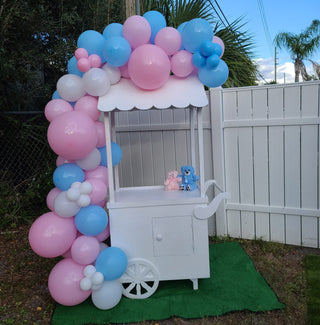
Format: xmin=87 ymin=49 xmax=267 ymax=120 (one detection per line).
xmin=99 ymin=142 xmax=122 ymax=167
xmin=103 ymin=23 xmax=123 ymax=40
xmin=77 ymin=30 xmax=105 ymax=62
xmin=75 ymin=205 xmax=108 ymax=236
xmin=95 ymin=247 xmax=127 ymax=281
xmin=102 ymin=36 xmax=131 ymax=67
xmin=53 ymin=163 xmax=85 ymax=191
xmin=181 ymin=18 xmax=213 ymax=53
xmin=67 ymin=56 xmax=84 ymax=77
xmin=192 ymin=51 xmax=206 ymax=68
xmin=198 ymin=59 xmax=229 ymax=88
xmin=143 ymin=10 xmax=166 ymax=43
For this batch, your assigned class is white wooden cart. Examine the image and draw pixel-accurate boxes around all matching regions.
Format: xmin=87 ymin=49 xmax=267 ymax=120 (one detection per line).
xmin=98 ymin=75 xmax=230 ymax=299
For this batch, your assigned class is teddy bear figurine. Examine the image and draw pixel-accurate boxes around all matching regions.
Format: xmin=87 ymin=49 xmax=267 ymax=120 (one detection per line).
xmin=164 ymin=170 xmax=182 ymax=191
xmin=178 ymin=165 xmax=199 ymax=191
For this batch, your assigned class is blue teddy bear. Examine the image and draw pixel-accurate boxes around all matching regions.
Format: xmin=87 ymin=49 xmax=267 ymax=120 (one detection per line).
xmin=178 ymin=165 xmax=199 ymax=191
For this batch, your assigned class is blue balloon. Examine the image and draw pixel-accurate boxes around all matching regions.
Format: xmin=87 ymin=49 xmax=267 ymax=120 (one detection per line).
xmin=212 ymin=43 xmax=223 ymax=57
xmin=198 ymin=59 xmax=229 ymax=88
xmin=99 ymin=142 xmax=123 ymax=167
xmin=75 ymin=205 xmax=108 ymax=236
xmin=95 ymin=247 xmax=127 ymax=281
xmin=143 ymin=10 xmax=166 ymax=43
xmin=77 ymin=30 xmax=105 ymax=63
xmin=192 ymin=51 xmax=206 ymax=68
xmin=181 ymin=18 xmax=213 ymax=53
xmin=52 ymin=90 xmax=62 ymax=100
xmin=103 ymin=23 xmax=123 ymax=40
xmin=200 ymin=40 xmax=215 ymax=57
xmin=102 ymin=36 xmax=131 ymax=67
xmin=67 ymin=56 xmax=84 ymax=77
xmin=53 ymin=163 xmax=85 ymax=191
xmin=177 ymin=21 xmax=188 ymax=50
xmin=206 ymin=54 xmax=220 ymax=68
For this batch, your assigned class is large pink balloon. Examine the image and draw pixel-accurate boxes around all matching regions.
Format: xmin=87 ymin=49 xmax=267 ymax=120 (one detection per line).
xmin=95 ymin=223 xmax=110 ymax=242
xmin=155 ymin=27 xmax=181 ymax=55
xmin=123 ymin=15 xmax=151 ymax=49
xmin=71 ymin=235 xmax=100 ymax=265
xmin=85 ymin=166 xmax=108 ymax=184
xmin=46 ymin=187 xmax=62 ymax=211
xmin=95 ymin=121 xmax=106 ymax=148
xmin=74 ymin=96 xmax=100 ymax=121
xmin=29 ymin=212 xmax=77 ymax=258
xmin=171 ymin=50 xmax=194 ymax=78
xmin=128 ymin=44 xmax=170 ymax=90
xmin=87 ymin=178 xmax=107 ymax=205
xmin=47 ymin=111 xmax=98 ymax=160
xmin=48 ymin=258 xmax=91 ymax=306
xmin=45 ymin=99 xmax=73 ymax=122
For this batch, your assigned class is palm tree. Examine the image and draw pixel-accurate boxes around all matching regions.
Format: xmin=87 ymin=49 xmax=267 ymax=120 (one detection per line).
xmin=141 ymin=0 xmax=258 ymax=87
xmin=274 ymin=20 xmax=320 ymax=82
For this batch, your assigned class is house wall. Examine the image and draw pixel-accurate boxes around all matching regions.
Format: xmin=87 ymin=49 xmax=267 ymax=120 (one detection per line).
xmin=113 ymin=80 xmax=320 ymax=248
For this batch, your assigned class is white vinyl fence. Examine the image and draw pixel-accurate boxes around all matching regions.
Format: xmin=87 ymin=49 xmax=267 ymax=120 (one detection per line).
xmin=113 ymin=80 xmax=320 ymax=248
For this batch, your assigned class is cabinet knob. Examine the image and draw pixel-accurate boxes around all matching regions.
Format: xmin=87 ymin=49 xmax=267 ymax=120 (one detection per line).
xmin=156 ymin=234 xmax=163 ymax=241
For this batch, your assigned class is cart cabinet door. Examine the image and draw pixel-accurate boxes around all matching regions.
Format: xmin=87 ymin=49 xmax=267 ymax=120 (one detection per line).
xmin=152 ymin=216 xmax=194 ymax=256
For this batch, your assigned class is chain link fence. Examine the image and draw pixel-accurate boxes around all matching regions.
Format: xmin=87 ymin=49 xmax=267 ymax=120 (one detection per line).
xmin=0 ymin=111 xmax=56 ymax=190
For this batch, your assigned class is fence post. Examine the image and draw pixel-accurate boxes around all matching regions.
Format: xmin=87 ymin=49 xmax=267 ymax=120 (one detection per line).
xmin=210 ymin=87 xmax=227 ymax=237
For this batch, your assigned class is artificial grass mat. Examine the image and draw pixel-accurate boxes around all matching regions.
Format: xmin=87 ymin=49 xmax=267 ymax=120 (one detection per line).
xmin=305 ymin=255 xmax=320 ymax=325
xmin=52 ymin=242 xmax=285 ymax=324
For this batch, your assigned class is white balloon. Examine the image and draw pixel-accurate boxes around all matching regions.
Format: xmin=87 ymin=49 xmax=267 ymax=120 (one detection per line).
xmin=102 ymin=64 xmax=121 ymax=85
xmin=84 ymin=265 xmax=96 ymax=277
xmin=71 ymin=181 xmax=82 ymax=189
xmin=91 ymin=272 xmax=104 ymax=285
xmin=91 ymin=281 xmax=123 ymax=310
xmin=67 ymin=187 xmax=80 ymax=201
xmin=76 ymin=149 xmax=101 ymax=171
xmin=77 ymin=194 xmax=91 ymax=207
xmin=80 ymin=277 xmax=92 ymax=291
xmin=79 ymin=181 xmax=93 ymax=194
xmin=56 ymin=74 xmax=86 ymax=102
xmin=82 ymin=68 xmax=111 ymax=97
xmin=53 ymin=191 xmax=80 ymax=218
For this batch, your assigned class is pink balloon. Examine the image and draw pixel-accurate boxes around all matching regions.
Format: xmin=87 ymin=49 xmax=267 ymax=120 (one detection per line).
xmin=71 ymin=235 xmax=100 ymax=265
xmin=47 ymin=111 xmax=98 ymax=160
xmin=87 ymin=178 xmax=107 ymax=205
xmin=89 ymin=54 xmax=102 ymax=68
xmin=171 ymin=50 xmax=194 ymax=78
xmin=48 ymin=258 xmax=91 ymax=306
xmin=95 ymin=223 xmax=110 ymax=242
xmin=155 ymin=27 xmax=181 ymax=55
xmin=95 ymin=121 xmax=106 ymax=147
xmin=44 ymin=99 xmax=73 ymax=122
xmin=123 ymin=15 xmax=151 ymax=49
xmin=75 ymin=48 xmax=89 ymax=60
xmin=128 ymin=44 xmax=170 ymax=90
xmin=29 ymin=212 xmax=77 ymax=258
xmin=74 ymin=95 xmax=100 ymax=121
xmin=46 ymin=187 xmax=62 ymax=211
xmin=85 ymin=166 xmax=108 ymax=184
xmin=77 ymin=58 xmax=91 ymax=72
xmin=56 ymin=156 xmax=75 ymax=167
xmin=96 ymin=198 xmax=106 ymax=208
xmin=119 ymin=63 xmax=130 ymax=79
xmin=212 ymin=36 xmax=225 ymax=58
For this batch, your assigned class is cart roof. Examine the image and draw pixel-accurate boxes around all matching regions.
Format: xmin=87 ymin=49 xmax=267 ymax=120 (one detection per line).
xmin=98 ymin=74 xmax=208 ymax=112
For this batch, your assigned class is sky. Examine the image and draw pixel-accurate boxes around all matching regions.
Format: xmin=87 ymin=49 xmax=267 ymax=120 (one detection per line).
xmin=214 ymin=0 xmax=320 ymax=84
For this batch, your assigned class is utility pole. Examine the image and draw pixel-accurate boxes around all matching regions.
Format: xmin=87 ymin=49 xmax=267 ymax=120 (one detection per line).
xmin=274 ymin=47 xmax=277 ymax=83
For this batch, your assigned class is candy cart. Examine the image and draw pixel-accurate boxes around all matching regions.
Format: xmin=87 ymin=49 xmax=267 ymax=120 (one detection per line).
xmin=98 ymin=74 xmax=230 ymax=299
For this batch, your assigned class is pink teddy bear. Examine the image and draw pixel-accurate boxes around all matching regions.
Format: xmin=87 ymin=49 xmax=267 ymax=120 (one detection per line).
xmin=164 ymin=171 xmax=182 ymax=191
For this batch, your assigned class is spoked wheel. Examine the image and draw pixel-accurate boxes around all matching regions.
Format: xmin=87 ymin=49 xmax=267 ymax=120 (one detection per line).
xmin=119 ymin=258 xmax=160 ymax=299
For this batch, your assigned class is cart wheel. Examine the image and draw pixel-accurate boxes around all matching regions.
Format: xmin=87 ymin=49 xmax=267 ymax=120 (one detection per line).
xmin=119 ymin=258 xmax=159 ymax=299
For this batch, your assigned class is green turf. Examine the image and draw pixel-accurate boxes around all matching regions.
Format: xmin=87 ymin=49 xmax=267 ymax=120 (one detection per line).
xmin=52 ymin=242 xmax=285 ymax=325
xmin=305 ymin=255 xmax=320 ymax=325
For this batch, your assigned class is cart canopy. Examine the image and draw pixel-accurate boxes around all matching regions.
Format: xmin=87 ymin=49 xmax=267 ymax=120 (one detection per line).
xmin=98 ymin=74 xmax=208 ymax=112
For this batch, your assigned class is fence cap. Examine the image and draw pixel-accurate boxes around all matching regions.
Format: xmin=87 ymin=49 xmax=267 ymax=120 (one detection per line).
xmin=98 ymin=74 xmax=208 ymax=112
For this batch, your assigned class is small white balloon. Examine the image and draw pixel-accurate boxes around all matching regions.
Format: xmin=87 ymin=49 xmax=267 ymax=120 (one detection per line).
xmin=91 ymin=280 xmax=123 ymax=310
xmin=66 ymin=187 xmax=80 ymax=201
xmin=92 ymin=283 xmax=103 ymax=291
xmin=53 ymin=191 xmax=80 ymax=218
xmin=102 ymin=64 xmax=121 ymax=84
xmin=77 ymin=194 xmax=91 ymax=207
xmin=80 ymin=181 xmax=93 ymax=194
xmin=92 ymin=272 xmax=104 ymax=285
xmin=82 ymin=68 xmax=111 ymax=97
xmin=57 ymin=74 xmax=86 ymax=102
xmin=76 ymin=149 xmax=101 ymax=171
xmin=80 ymin=277 xmax=92 ymax=291
xmin=71 ymin=181 xmax=82 ymax=189
xmin=84 ymin=265 xmax=96 ymax=277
